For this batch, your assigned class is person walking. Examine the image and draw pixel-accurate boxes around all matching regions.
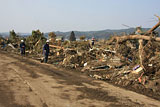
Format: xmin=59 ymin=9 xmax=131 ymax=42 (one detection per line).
xmin=1 ymin=40 xmax=6 ymax=49
xmin=20 ymin=40 xmax=26 ymax=56
xmin=43 ymin=40 xmax=50 ymax=63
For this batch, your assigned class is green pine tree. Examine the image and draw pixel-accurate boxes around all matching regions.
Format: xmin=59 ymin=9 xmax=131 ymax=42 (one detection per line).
xmin=69 ymin=31 xmax=76 ymax=41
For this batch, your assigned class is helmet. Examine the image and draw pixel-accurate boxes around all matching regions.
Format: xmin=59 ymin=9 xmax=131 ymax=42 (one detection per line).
xmin=21 ymin=40 xmax=24 ymax=42
xmin=46 ymin=40 xmax=49 ymax=43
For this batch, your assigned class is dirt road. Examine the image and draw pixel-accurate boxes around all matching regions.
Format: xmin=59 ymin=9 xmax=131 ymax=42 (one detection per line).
xmin=0 ymin=51 xmax=160 ymax=107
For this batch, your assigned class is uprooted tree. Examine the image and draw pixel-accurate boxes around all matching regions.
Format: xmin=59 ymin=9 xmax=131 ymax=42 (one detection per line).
xmin=26 ymin=30 xmax=46 ymax=53
xmin=9 ymin=30 xmax=19 ymax=43
xmin=107 ymin=15 xmax=160 ymax=72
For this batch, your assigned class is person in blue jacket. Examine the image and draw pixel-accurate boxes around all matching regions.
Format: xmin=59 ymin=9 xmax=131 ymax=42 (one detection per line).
xmin=20 ymin=40 xmax=26 ymax=56
xmin=43 ymin=40 xmax=50 ymax=63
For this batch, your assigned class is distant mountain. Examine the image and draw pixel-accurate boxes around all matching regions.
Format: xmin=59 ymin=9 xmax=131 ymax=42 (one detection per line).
xmin=52 ymin=28 xmax=160 ymax=39
xmin=0 ymin=32 xmax=31 ymax=38
xmin=0 ymin=32 xmax=9 ymax=37
xmin=1 ymin=28 xmax=160 ymax=39
xmin=17 ymin=33 xmax=31 ymax=37
xmin=52 ymin=28 xmax=148 ymax=39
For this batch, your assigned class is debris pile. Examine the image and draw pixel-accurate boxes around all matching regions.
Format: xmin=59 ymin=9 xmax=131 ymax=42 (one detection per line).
xmin=46 ymin=16 xmax=160 ymax=98
xmin=1 ymin=16 xmax=160 ymax=99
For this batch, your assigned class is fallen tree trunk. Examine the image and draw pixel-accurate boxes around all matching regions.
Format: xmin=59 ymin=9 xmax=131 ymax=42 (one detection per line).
xmin=107 ymin=35 xmax=160 ymax=44
xmin=107 ymin=34 xmax=160 ymax=68
xmin=107 ymin=15 xmax=160 ymax=70
xmin=108 ymin=15 xmax=160 ymax=44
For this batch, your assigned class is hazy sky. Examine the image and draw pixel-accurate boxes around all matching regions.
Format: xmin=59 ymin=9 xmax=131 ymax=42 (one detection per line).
xmin=0 ymin=0 xmax=160 ymax=32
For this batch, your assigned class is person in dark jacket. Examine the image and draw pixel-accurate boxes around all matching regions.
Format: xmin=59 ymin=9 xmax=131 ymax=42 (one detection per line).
xmin=43 ymin=40 xmax=50 ymax=63
xmin=1 ymin=40 xmax=6 ymax=49
xmin=91 ymin=37 xmax=95 ymax=47
xmin=20 ymin=40 xmax=26 ymax=56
